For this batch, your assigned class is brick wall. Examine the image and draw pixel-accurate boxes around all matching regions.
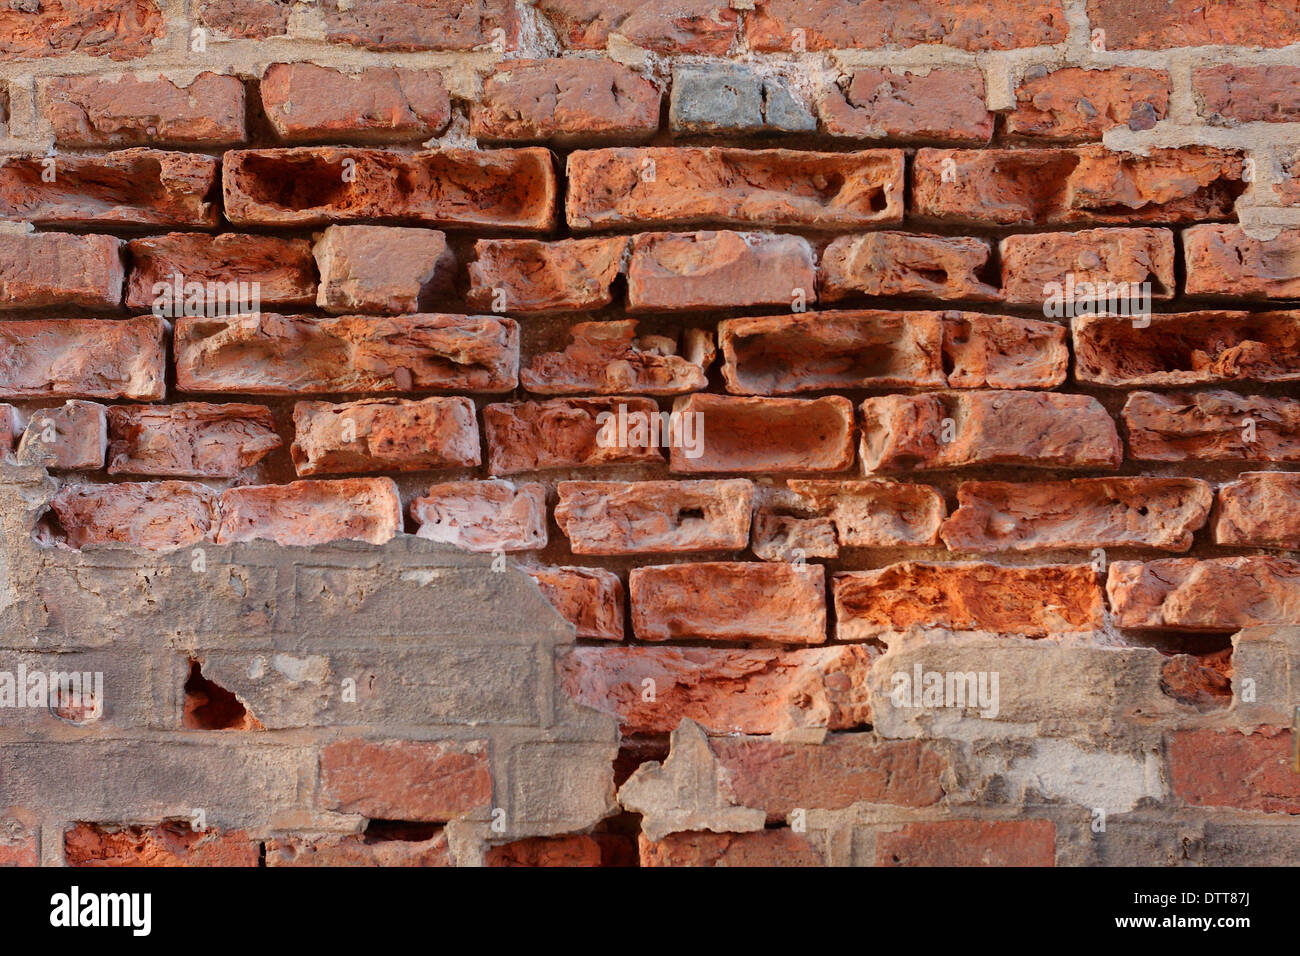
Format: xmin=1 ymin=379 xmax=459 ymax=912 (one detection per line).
xmin=0 ymin=0 xmax=1299 ymax=867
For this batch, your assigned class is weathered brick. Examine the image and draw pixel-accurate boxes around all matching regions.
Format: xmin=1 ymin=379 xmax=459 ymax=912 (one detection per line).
xmin=472 ymin=59 xmax=660 ymax=144
xmin=537 ymin=0 xmax=737 ymax=53
xmin=819 ymin=68 xmax=992 ymax=143
xmin=320 ymin=738 xmax=492 ymax=822
xmin=521 ymin=320 xmax=711 ymax=395
xmin=486 ymin=834 xmax=604 ymax=867
xmin=50 ymin=480 xmax=218 ymax=551
xmin=197 ymin=0 xmax=289 ymax=38
xmin=559 ymin=644 xmax=875 ymax=735
xmin=755 ymin=480 xmax=945 ymax=560
xmin=467 ymin=237 xmax=629 ymax=314
xmin=175 ymin=314 xmax=519 ymax=395
xmin=876 ymin=820 xmax=1055 ymax=866
xmin=1169 ymin=728 xmax=1300 ymax=813
xmin=411 ymin=479 xmax=547 ymax=551
xmin=223 ymin=147 xmax=556 ymax=230
xmin=261 ymin=63 xmax=450 ymax=142
xmin=639 ymin=829 xmax=823 ymax=866
xmin=1075 ymin=311 xmax=1300 ymax=386
xmin=0 ymin=0 xmax=164 ymax=60
xmin=630 ymin=561 xmax=826 ymax=644
xmin=1184 ymin=224 xmax=1300 ymax=298
xmin=292 ymin=397 xmax=479 ymax=476
xmin=0 ymin=149 xmax=219 ymax=227
xmin=912 ymin=146 xmax=1244 ymax=226
xmin=669 ymin=64 xmax=814 ymax=135
xmin=1088 ymin=0 xmax=1300 ymax=49
xmin=942 ymin=313 xmax=1069 ymax=389
xmin=107 ymin=402 xmax=280 ymax=477
xmin=860 ymin=391 xmax=1121 ymax=473
xmin=1007 ymin=67 xmax=1169 ymax=139
xmin=752 ymin=510 xmax=838 ymax=562
xmin=267 ymin=830 xmax=452 ymax=867
xmin=0 ymin=232 xmax=124 ymax=310
xmin=1214 ymin=472 xmax=1300 ymax=550
xmin=126 ymin=232 xmax=316 ymax=312
xmin=1108 ymin=556 xmax=1300 ymax=631
xmin=15 ymin=401 xmax=106 ymax=470
xmin=524 ymin=565 xmax=624 ymax=641
xmin=1194 ymin=65 xmax=1300 ymax=123
xmin=1000 ymin=227 xmax=1175 ymax=304
xmin=555 ymin=479 xmax=753 ymax=554
xmin=0 ymin=405 xmax=18 ymax=453
xmin=38 ymin=73 xmax=246 ymax=147
xmin=746 ymin=0 xmax=1067 ymax=51
xmin=64 ymin=822 xmax=258 ymax=867
xmin=819 ymin=233 xmax=998 ymax=302
xmin=669 ymin=393 xmax=856 ymax=475
xmin=0 ymin=316 xmax=165 ymax=400
xmin=1123 ymin=390 xmax=1300 ymax=462
xmin=319 ymin=0 xmax=519 ymax=51
xmin=0 ymin=809 xmax=37 ymax=867
xmin=483 ymin=397 xmax=665 ymax=474
xmin=941 ymin=478 xmax=1212 ymax=553
xmin=313 ymin=225 xmax=455 ymax=314
xmin=835 ymin=562 xmax=1104 ymax=640
xmin=627 ymin=231 xmax=815 ymax=312
xmin=216 ymin=478 xmax=403 ymax=546
xmin=566 ymin=147 xmax=904 ymax=230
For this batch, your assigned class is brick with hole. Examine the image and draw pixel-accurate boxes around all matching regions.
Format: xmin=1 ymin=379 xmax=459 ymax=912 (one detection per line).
xmin=0 ymin=0 xmax=164 ymax=60
xmin=1169 ymin=727 xmax=1300 ymax=813
xmin=411 ymin=479 xmax=547 ymax=552
xmin=0 ymin=316 xmax=166 ymax=400
xmin=521 ymin=320 xmax=712 ymax=396
xmin=626 ymin=231 xmax=815 ymax=312
xmin=819 ymin=68 xmax=993 ymax=143
xmin=876 ymin=820 xmax=1055 ymax=867
xmin=1184 ymin=224 xmax=1300 ymax=298
xmin=630 ymin=561 xmax=826 ymax=644
xmin=318 ymin=0 xmax=519 ymax=51
xmin=751 ymin=509 xmax=840 ymax=562
xmin=555 ymin=479 xmax=753 ymax=554
xmin=1107 ymin=556 xmax=1300 ymax=631
xmin=537 ymin=0 xmax=738 ymax=53
xmin=125 ymin=232 xmax=316 ymax=312
xmin=1123 ymin=390 xmax=1300 ymax=462
xmin=639 ymin=830 xmax=823 ymax=867
xmin=669 ymin=393 xmax=856 ymax=475
xmin=107 ymin=403 xmax=281 ymax=477
xmin=313 ymin=225 xmax=457 ymax=314
xmin=267 ymin=830 xmax=452 ymax=867
xmin=1214 ymin=473 xmax=1300 ymax=550
xmin=755 ymin=480 xmax=946 ymax=558
xmin=0 ymin=232 xmax=124 ymax=310
xmin=0 ymin=404 xmax=18 ymax=454
xmin=320 ymin=738 xmax=492 ymax=822
xmin=999 ymin=227 xmax=1175 ymax=305
xmin=819 ymin=232 xmax=998 ymax=302
xmin=524 ymin=566 xmax=624 ymax=641
xmin=292 ymin=397 xmax=480 ymax=476
xmin=1006 ymin=67 xmax=1169 ymax=139
xmin=261 ymin=63 xmax=451 ymax=143
xmin=483 ymin=397 xmax=665 ymax=474
xmin=15 ymin=400 xmax=106 ymax=471
xmin=49 ymin=481 xmax=218 ymax=551
xmin=216 ymin=478 xmax=403 ymax=547
xmin=467 ymin=236 xmax=630 ymax=314
xmin=64 ymin=821 xmax=259 ymax=867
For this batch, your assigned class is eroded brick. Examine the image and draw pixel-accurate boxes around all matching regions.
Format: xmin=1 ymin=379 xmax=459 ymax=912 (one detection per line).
xmin=484 ymin=397 xmax=665 ymax=474
xmin=0 ymin=0 xmax=164 ymax=60
xmin=669 ymin=393 xmax=856 ymax=475
xmin=1088 ymin=0 xmax=1300 ymax=49
xmin=320 ymin=738 xmax=492 ymax=821
xmin=1195 ymin=65 xmax=1300 ymax=123
xmin=1214 ymin=472 xmax=1300 ymax=550
xmin=1007 ymin=67 xmax=1169 ymax=139
xmin=1169 ymin=728 xmax=1300 ymax=813
xmin=876 ymin=820 xmax=1055 ymax=866
xmin=627 ymin=231 xmax=815 ymax=312
xmin=292 ymin=397 xmax=479 ymax=476
xmin=38 ymin=72 xmax=245 ymax=147
xmin=1184 ymin=224 xmax=1300 ymax=298
xmin=313 ymin=225 xmax=455 ymax=314
xmin=15 ymin=401 xmax=106 ymax=471
xmin=50 ymin=480 xmax=218 ymax=551
xmin=0 ymin=232 xmax=124 ymax=310
xmin=537 ymin=0 xmax=738 ymax=53
xmin=521 ymin=320 xmax=711 ymax=395
xmin=819 ymin=68 xmax=992 ymax=143
xmin=1123 ymin=390 xmax=1300 ymax=462
xmin=107 ymin=403 xmax=280 ymax=477
xmin=819 ymin=233 xmax=998 ymax=302
xmin=1000 ymin=227 xmax=1175 ymax=304
xmin=639 ymin=829 xmax=823 ymax=866
xmin=411 ymin=479 xmax=546 ymax=551
xmin=65 ymin=822 xmax=258 ymax=867
xmin=261 ymin=63 xmax=450 ymax=142
xmin=524 ymin=565 xmax=624 ymax=640
xmin=320 ymin=0 xmax=519 ymax=51
xmin=126 ymin=233 xmax=316 ymax=312
xmin=555 ymin=479 xmax=753 ymax=554
xmin=0 ymin=316 xmax=165 ymax=400
xmin=1108 ymin=556 xmax=1300 ymax=631
xmin=267 ymin=830 xmax=451 ymax=867
xmin=216 ymin=478 xmax=403 ymax=546
xmin=467 ymin=236 xmax=629 ymax=315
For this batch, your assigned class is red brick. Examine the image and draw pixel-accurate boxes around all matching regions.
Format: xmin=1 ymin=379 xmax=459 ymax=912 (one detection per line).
xmin=50 ymin=481 xmax=218 ymax=551
xmin=1007 ymin=67 xmax=1169 ymax=139
xmin=320 ymin=738 xmax=492 ymax=822
xmin=175 ymin=314 xmax=519 ymax=395
xmin=0 ymin=149 xmax=219 ymax=227
xmin=313 ymin=225 xmax=455 ymax=314
xmin=471 ymin=59 xmax=660 ymax=144
xmin=0 ymin=316 xmax=165 ymax=400
xmin=1195 ymin=65 xmax=1300 ymax=123
xmin=467 ymin=236 xmax=629 ymax=314
xmin=627 ymin=231 xmax=815 ymax=312
xmin=630 ymin=561 xmax=826 ymax=644
xmin=197 ymin=0 xmax=288 ymax=38
xmin=537 ymin=0 xmax=737 ymax=53
xmin=746 ymin=0 xmax=1067 ymax=51
xmin=566 ymin=147 xmax=903 ymax=230
xmin=65 ymin=822 xmax=258 ymax=867
xmin=261 ymin=63 xmax=450 ymax=143
xmin=713 ymin=736 xmax=947 ymax=820
xmin=0 ymin=0 xmax=164 ymax=60
xmin=1123 ymin=390 xmax=1300 ymax=463
xmin=15 ymin=400 xmax=106 ymax=471
xmin=267 ymin=830 xmax=452 ymax=867
xmin=1088 ymin=0 xmax=1300 ymax=49
xmin=1108 ymin=556 xmax=1300 ymax=631
xmin=319 ymin=0 xmax=518 ymax=51
xmin=292 ymin=397 xmax=479 ymax=476
xmin=819 ymin=232 xmax=998 ymax=302
xmin=1214 ymin=472 xmax=1300 ymax=550
xmin=0 ymin=232 xmax=124 ymax=310
xmin=941 ymin=477 xmax=1212 ymax=553
xmin=942 ymin=313 xmax=1069 ymax=389
xmin=487 ymin=834 xmax=603 ymax=866
xmin=912 ymin=146 xmax=1245 ymax=226
xmin=524 ymin=565 xmax=624 ymax=641
xmin=876 ymin=820 xmax=1055 ymax=866
xmin=819 ymin=68 xmax=992 ymax=143
xmin=860 ymin=391 xmax=1121 ymax=473
xmin=0 ymin=405 xmax=18 ymax=454
xmin=670 ymin=393 xmax=856 ymax=475
xmin=411 ymin=479 xmax=547 ymax=552
xmin=555 ymin=479 xmax=753 ymax=554
xmin=639 ymin=830 xmax=823 ymax=867
xmin=483 ymin=397 xmax=665 ymax=474
xmin=834 ymin=562 xmax=1104 ymax=640
xmin=223 ymin=147 xmax=556 ymax=231
xmin=126 ymin=232 xmax=316 ymax=312
xmin=754 ymin=480 xmax=945 ymax=558
xmin=0 ymin=809 xmax=37 ymax=867
xmin=38 ymin=72 xmax=245 ymax=147
xmin=1074 ymin=311 xmax=1300 ymax=386
xmin=1000 ymin=227 xmax=1175 ymax=304
xmin=1169 ymin=728 xmax=1300 ymax=813
xmin=107 ymin=402 xmax=280 ymax=478
xmin=521 ymin=320 xmax=711 ymax=396
xmin=216 ymin=478 xmax=403 ymax=547
xmin=559 ymin=644 xmax=875 ymax=735
xmin=1184 ymin=224 xmax=1300 ymax=298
